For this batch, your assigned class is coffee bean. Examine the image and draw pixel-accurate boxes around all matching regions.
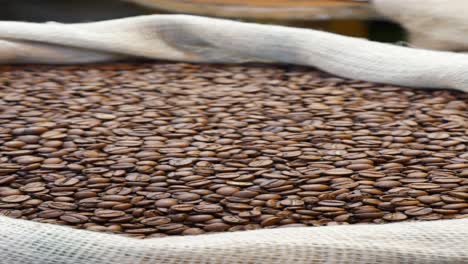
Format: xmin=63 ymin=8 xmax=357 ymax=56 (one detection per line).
xmin=155 ymin=199 xmax=178 ymax=208
xmin=216 ymin=187 xmax=240 ymax=196
xmin=94 ymin=113 xmax=116 ymax=120
xmin=2 ymin=195 xmax=30 ymax=203
xmin=280 ymin=199 xmax=304 ymax=207
xmin=168 ymin=159 xmax=194 ymax=167
xmin=37 ymin=210 xmax=65 ymax=219
xmin=203 ymin=223 xmax=231 ymax=232
xmin=408 ymin=183 xmax=440 ymax=190
xmin=260 ymin=216 xmax=281 ymax=227
xmin=0 ymin=175 xmax=17 ymax=184
xmin=324 ymin=168 xmax=354 ymax=176
xmin=182 ymin=228 xmax=205 ymax=235
xmin=95 ymin=210 xmax=126 ymax=218
xmin=141 ymin=217 xmax=171 ymax=226
xmin=60 ymin=214 xmax=89 ymax=224
xmin=248 ymin=159 xmax=274 ymax=168
xmin=374 ymin=181 xmax=402 ymax=189
xmin=383 ymin=212 xmax=407 ymax=221
xmin=193 ymin=204 xmax=223 ymax=213
xmin=404 ymin=207 xmax=433 ymax=216
xmin=301 ymin=184 xmax=329 ymax=191
xmin=427 ymin=132 xmax=450 ymax=140
xmin=12 ymin=127 xmax=47 ymax=136
xmin=15 ymin=156 xmax=44 ymax=164
xmin=19 ymin=182 xmax=46 ymax=193
xmin=317 ymin=200 xmax=346 ymax=207
xmin=48 ymin=202 xmax=77 ymax=211
xmin=54 ymin=178 xmax=79 ymax=187
xmin=280 ymin=151 xmax=302 ymax=158
xmin=358 ymin=170 xmax=385 ymax=178
xmin=0 ymin=63 xmax=465 ymax=238
xmin=417 ymin=196 xmax=441 ymax=204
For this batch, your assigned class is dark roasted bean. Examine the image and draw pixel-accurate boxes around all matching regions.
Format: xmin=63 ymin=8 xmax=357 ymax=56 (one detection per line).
xmin=0 ymin=63 xmax=465 ymax=238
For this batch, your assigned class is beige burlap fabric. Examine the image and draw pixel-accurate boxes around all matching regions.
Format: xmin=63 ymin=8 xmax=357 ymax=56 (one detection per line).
xmin=1 ymin=216 xmax=467 ymax=264
xmin=0 ymin=14 xmax=467 ymax=92
xmin=0 ymin=1 xmax=467 ymax=263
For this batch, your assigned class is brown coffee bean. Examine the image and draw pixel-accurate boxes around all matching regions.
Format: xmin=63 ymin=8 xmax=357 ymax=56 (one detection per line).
xmin=324 ymin=168 xmax=354 ymax=176
xmin=260 ymin=216 xmax=281 ymax=227
xmin=374 ymin=181 xmax=402 ymax=189
xmin=155 ymin=199 xmax=178 ymax=208
xmin=170 ymin=204 xmax=194 ymax=212
xmin=317 ymin=200 xmax=346 ymax=207
xmin=182 ymin=228 xmax=205 ymax=235
xmin=74 ymin=191 xmax=97 ymax=199
xmin=301 ymin=184 xmax=329 ymax=191
xmin=407 ymin=183 xmax=440 ymax=190
xmin=141 ymin=216 xmax=171 ymax=226
xmin=168 ymin=159 xmax=194 ymax=167
xmin=12 ymin=127 xmax=48 ymax=136
xmin=16 ymin=135 xmax=40 ymax=143
xmin=312 ymin=207 xmax=345 ymax=212
xmin=157 ymin=223 xmax=184 ymax=231
xmin=280 ymin=151 xmax=302 ymax=158
xmin=404 ymin=207 xmax=432 ymax=216
xmin=216 ymin=187 xmax=240 ymax=196
xmin=60 ymin=214 xmax=88 ymax=224
xmin=48 ymin=202 xmax=77 ymax=210
xmin=280 ymin=199 xmax=304 ymax=207
xmin=94 ymin=113 xmax=116 ymax=120
xmin=193 ymin=204 xmax=223 ymax=213
xmin=222 ymin=215 xmax=248 ymax=224
xmin=19 ymin=182 xmax=46 ymax=193
xmin=248 ymin=159 xmax=273 ymax=167
xmin=383 ymin=212 xmax=407 ymax=221
xmin=2 ymin=195 xmax=30 ymax=203
xmin=1 ymin=63 xmax=465 ymax=238
xmin=95 ymin=210 xmax=126 ymax=218
xmin=204 ymin=223 xmax=231 ymax=232
xmin=427 ymin=132 xmax=450 ymax=139
xmin=15 ymin=156 xmax=44 ymax=164
xmin=54 ymin=178 xmax=80 ymax=186
xmin=358 ymin=170 xmax=385 ymax=178
xmin=417 ymin=196 xmax=441 ymax=204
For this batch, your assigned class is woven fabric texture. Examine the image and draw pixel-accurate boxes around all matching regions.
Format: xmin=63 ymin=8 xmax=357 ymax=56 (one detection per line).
xmin=0 ymin=14 xmax=467 ymax=92
xmin=1 ymin=216 xmax=467 ymax=264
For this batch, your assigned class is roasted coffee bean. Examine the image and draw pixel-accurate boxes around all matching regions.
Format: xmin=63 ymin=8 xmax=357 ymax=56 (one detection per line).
xmin=95 ymin=210 xmax=126 ymax=218
xmin=2 ymin=195 xmax=30 ymax=203
xmin=301 ymin=184 xmax=330 ymax=191
xmin=60 ymin=214 xmax=89 ymax=224
xmin=15 ymin=156 xmax=44 ymax=165
xmin=0 ymin=63 xmax=465 ymax=238
xmin=248 ymin=159 xmax=274 ymax=168
xmin=193 ymin=204 xmax=223 ymax=213
xmin=48 ymin=202 xmax=77 ymax=211
xmin=141 ymin=217 xmax=171 ymax=226
xmin=404 ymin=207 xmax=433 ymax=216
xmin=383 ymin=212 xmax=408 ymax=221
xmin=324 ymin=168 xmax=354 ymax=176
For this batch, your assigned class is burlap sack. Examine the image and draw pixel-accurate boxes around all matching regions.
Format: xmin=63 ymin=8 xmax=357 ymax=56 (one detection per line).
xmin=0 ymin=1 xmax=467 ymax=263
xmin=0 ymin=14 xmax=467 ymax=92
xmin=0 ymin=216 xmax=467 ymax=264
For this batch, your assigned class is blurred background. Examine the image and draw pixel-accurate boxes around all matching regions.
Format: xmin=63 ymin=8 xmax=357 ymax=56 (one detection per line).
xmin=0 ymin=0 xmax=405 ymax=42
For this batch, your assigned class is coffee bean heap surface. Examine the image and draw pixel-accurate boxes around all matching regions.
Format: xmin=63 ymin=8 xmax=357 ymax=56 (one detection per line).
xmin=0 ymin=63 xmax=467 ymax=238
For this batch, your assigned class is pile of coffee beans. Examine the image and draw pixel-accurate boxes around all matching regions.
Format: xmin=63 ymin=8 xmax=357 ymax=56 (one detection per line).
xmin=0 ymin=63 xmax=466 ymax=238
